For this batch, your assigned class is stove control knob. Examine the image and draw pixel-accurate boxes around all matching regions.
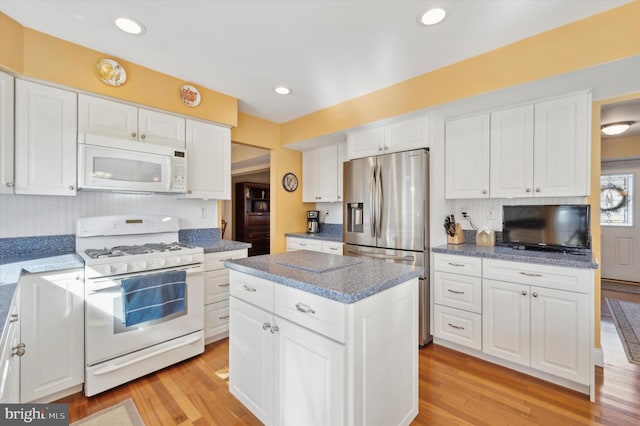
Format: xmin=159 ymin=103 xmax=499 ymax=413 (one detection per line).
xmin=157 ymin=258 xmax=166 ymax=267
xmin=183 ymin=255 xmax=193 ymax=263
xmin=131 ymin=260 xmax=147 ymax=271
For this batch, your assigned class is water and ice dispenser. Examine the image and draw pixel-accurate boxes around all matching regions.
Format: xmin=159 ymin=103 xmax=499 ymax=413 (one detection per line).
xmin=347 ymin=202 xmax=364 ymax=233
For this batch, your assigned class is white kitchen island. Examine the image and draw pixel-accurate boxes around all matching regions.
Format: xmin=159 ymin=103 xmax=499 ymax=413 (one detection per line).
xmin=224 ymin=250 xmax=423 ymax=426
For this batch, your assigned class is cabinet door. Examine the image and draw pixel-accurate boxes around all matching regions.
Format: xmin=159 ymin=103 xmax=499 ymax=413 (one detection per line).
xmin=275 ymin=317 xmax=345 ymax=426
xmin=204 ymin=269 xmax=230 ymax=304
xmin=0 ymin=294 xmax=20 ymax=403
xmin=15 ymin=80 xmax=77 ymax=196
xmin=138 ymin=108 xmax=186 ymax=149
xmin=204 ymin=300 xmax=230 ymax=343
xmin=482 ymin=279 xmax=530 ymax=367
xmin=0 ymin=71 xmax=14 ymax=193
xmin=490 ymin=105 xmax=534 ymax=198
xmin=530 ymin=286 xmax=590 ymax=384
xmin=346 ymin=127 xmax=384 ymax=160
xmin=337 ymin=142 xmax=346 ymax=201
xmin=78 ymin=94 xmax=138 ymax=141
xmin=445 ymin=114 xmax=490 ymax=199
xmin=185 ymin=119 xmax=231 ymax=199
xmin=303 ymin=144 xmax=338 ymax=202
xmin=385 ymin=116 xmax=428 ymax=152
xmin=20 ymin=270 xmax=84 ymax=403
xmin=228 ymin=297 xmax=274 ymax=425
xmin=533 ymin=93 xmax=590 ymax=197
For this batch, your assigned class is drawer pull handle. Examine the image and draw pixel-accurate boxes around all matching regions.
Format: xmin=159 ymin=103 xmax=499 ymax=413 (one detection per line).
xmin=448 ymin=262 xmax=465 ymax=267
xmin=221 ymin=258 xmax=235 ymax=262
xmin=263 ymin=322 xmax=271 ymax=331
xmin=519 ymin=272 xmax=542 ymax=277
xmin=295 ymin=303 xmax=316 ymax=314
xmin=219 ymin=315 xmax=230 ymax=320
xmin=447 ymin=289 xmax=464 ymax=295
xmin=447 ymin=323 xmax=464 ymax=330
xmin=9 ymin=314 xmax=18 ymax=323
xmin=219 ymin=283 xmax=230 ymax=287
xmin=243 ymin=285 xmax=257 ymax=292
xmin=270 ymin=325 xmax=280 ymax=334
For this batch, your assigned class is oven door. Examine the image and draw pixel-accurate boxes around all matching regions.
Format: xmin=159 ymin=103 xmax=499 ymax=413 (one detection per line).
xmin=85 ymin=264 xmax=204 ymax=366
xmin=78 ymin=143 xmax=172 ymax=192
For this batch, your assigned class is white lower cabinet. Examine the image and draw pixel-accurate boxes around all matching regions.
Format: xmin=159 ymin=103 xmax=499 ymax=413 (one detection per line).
xmin=229 ymin=270 xmax=418 ymax=426
xmin=203 ymin=249 xmax=247 ymax=344
xmin=0 ymin=290 xmax=20 ymax=403
xmin=19 ymin=269 xmax=84 ymax=403
xmin=285 ymin=236 xmax=343 ymax=255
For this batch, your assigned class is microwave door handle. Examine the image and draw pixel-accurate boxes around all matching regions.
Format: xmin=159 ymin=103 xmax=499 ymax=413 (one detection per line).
xmin=370 ymin=164 xmax=376 ymax=238
xmin=164 ymin=157 xmax=172 ymax=192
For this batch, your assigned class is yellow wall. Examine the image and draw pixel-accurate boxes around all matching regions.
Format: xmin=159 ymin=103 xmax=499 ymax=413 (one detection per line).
xmin=280 ymin=1 xmax=640 ymax=145
xmin=0 ymin=14 xmax=23 ymax=72
xmin=602 ymin=134 xmax=640 ymax=160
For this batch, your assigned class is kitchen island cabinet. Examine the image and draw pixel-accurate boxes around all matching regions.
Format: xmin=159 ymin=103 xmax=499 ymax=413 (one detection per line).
xmin=225 ymin=251 xmax=422 ymax=426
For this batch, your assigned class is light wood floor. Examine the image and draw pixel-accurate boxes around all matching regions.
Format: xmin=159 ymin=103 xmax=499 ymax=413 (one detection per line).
xmin=58 ymin=289 xmax=640 ymax=425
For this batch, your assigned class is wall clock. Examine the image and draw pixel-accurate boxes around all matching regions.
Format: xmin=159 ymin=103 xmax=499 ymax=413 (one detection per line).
xmin=282 ymin=173 xmax=298 ymax=192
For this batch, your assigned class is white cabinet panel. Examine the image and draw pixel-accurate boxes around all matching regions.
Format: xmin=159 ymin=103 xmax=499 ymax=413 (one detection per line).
xmin=445 ymin=114 xmax=490 ymax=199
xmin=346 ymin=127 xmax=384 ymax=159
xmin=286 ymin=237 xmax=322 ymax=252
xmin=303 ymin=144 xmax=338 ymax=202
xmin=78 ymin=94 xmax=137 ymax=141
xmin=434 ymin=271 xmax=482 ymax=313
xmin=15 ymin=80 xmax=77 ymax=196
xmin=434 ymin=304 xmax=482 ymax=351
xmin=0 ymin=291 xmax=20 ymax=403
xmin=185 ymin=119 xmax=231 ymax=199
xmin=0 ymin=71 xmax=15 ymax=193
xmin=204 ymin=301 xmax=230 ymax=342
xmin=321 ymin=241 xmax=344 ymax=255
xmin=433 ymin=253 xmax=482 ymax=277
xmin=346 ymin=117 xmax=429 ymax=160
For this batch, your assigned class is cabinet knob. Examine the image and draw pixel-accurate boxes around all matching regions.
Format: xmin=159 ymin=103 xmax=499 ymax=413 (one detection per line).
xmin=262 ymin=322 xmax=271 ymax=331
xmin=9 ymin=314 xmax=18 ymax=323
xmin=69 ymin=185 xmax=75 ymax=190
xmin=535 ymin=187 xmax=541 ymax=193
xmin=187 ymin=190 xmax=193 ymax=194
xmin=12 ymin=343 xmax=26 ymax=357
xmin=337 ymin=196 xmax=341 ymax=200
xmin=525 ymin=188 xmax=531 ymax=193
xmin=131 ymin=132 xmax=137 ymax=138
xmin=5 ymin=182 xmax=14 ymax=187
xmin=378 ymin=147 xmax=383 ymax=151
xmin=140 ymin=134 xmax=146 ymax=139
xmin=482 ymin=190 xmax=487 ymax=194
xmin=521 ymin=290 xmax=528 ymax=296
xmin=384 ymin=146 xmax=389 ymax=150
xmin=532 ymin=292 xmax=538 ymax=298
xmin=270 ymin=325 xmax=279 ymax=334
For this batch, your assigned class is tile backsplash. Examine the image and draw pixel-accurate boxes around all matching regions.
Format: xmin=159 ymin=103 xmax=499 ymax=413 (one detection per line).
xmin=0 ymin=192 xmax=219 ymax=238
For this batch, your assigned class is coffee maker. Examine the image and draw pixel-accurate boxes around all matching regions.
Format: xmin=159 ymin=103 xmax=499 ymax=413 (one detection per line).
xmin=307 ymin=210 xmax=320 ymax=233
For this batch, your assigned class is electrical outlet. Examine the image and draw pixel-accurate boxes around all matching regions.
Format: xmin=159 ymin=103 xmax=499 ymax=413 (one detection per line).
xmin=486 ymin=208 xmax=496 ymax=220
xmin=459 ymin=206 xmax=469 ymax=216
xmin=200 ymin=207 xmax=207 ymax=218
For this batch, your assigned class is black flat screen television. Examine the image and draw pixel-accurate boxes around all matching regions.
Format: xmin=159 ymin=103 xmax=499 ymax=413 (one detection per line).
xmin=502 ymin=204 xmax=591 ymax=251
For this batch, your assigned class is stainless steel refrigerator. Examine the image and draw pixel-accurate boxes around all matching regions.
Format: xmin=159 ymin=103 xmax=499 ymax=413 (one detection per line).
xmin=343 ymin=149 xmax=431 ymax=345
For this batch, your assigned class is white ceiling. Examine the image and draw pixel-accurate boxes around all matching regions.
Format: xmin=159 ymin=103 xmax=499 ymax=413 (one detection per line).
xmin=0 ymin=0 xmax=632 ymax=124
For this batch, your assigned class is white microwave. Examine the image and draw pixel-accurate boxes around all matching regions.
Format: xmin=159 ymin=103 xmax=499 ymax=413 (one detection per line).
xmin=78 ymin=135 xmax=187 ymax=193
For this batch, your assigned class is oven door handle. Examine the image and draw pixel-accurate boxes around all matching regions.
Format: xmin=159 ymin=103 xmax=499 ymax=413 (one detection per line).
xmin=92 ymin=334 xmax=202 ymax=376
xmin=87 ymin=266 xmax=200 ymax=293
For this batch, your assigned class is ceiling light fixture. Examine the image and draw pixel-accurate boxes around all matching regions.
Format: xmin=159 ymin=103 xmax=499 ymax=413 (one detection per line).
xmin=115 ymin=17 xmax=146 ymax=35
xmin=419 ymin=8 xmax=446 ymax=26
xmin=274 ymin=87 xmax=291 ymax=95
xmin=601 ymin=121 xmax=634 ymax=136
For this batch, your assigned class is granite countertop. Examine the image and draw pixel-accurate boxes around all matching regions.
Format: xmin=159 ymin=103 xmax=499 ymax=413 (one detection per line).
xmin=178 ymin=228 xmax=251 ymax=253
xmin=285 ymin=232 xmax=343 ymax=243
xmin=432 ymin=243 xmax=598 ymax=269
xmin=224 ymin=250 xmax=422 ymax=304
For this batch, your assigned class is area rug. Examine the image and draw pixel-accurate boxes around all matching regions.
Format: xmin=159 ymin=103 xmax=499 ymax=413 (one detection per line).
xmin=71 ymin=398 xmax=144 ymax=426
xmin=602 ymin=280 xmax=640 ymax=294
xmin=605 ymin=298 xmax=640 ymax=365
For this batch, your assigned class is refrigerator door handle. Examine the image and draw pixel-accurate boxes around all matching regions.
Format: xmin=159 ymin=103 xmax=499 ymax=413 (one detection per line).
xmin=376 ymin=163 xmax=383 ymax=237
xmin=370 ymin=164 xmax=377 ymax=238
xmin=346 ymin=247 xmax=415 ymax=262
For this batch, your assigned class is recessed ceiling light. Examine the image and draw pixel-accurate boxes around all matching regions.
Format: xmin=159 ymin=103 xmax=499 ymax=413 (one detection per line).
xmin=115 ymin=17 xmax=145 ymax=35
xmin=601 ymin=121 xmax=634 ymax=136
xmin=419 ymin=8 xmax=446 ymax=26
xmin=274 ymin=87 xmax=291 ymax=95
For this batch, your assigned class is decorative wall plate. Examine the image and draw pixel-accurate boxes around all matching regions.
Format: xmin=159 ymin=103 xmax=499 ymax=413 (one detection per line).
xmin=95 ymin=58 xmax=127 ymax=87
xmin=180 ymin=84 xmax=201 ymax=107
xmin=282 ymin=173 xmax=298 ymax=192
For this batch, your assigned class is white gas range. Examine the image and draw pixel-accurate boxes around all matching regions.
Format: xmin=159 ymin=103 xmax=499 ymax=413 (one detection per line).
xmin=76 ymin=215 xmax=205 ymax=397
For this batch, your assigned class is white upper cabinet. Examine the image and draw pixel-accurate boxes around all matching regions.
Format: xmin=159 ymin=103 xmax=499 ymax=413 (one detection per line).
xmin=489 ymin=105 xmax=535 ymax=198
xmin=447 ymin=92 xmax=590 ymax=199
xmin=346 ymin=115 xmax=429 ymax=160
xmin=0 ymin=71 xmax=14 ymax=194
xmin=15 ymin=79 xmax=77 ymax=196
xmin=533 ymin=93 xmax=590 ymax=197
xmin=185 ymin=119 xmax=231 ymax=199
xmin=337 ymin=141 xmax=346 ymax=201
xmin=303 ymin=144 xmax=339 ymax=203
xmin=78 ymin=94 xmax=186 ymax=149
xmin=445 ymin=114 xmax=490 ymax=199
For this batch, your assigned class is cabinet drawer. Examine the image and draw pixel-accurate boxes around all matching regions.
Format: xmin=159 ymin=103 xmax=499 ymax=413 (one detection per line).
xmin=230 ymin=270 xmax=274 ymax=310
xmin=434 ymin=253 xmax=482 ymax=276
xmin=205 ymin=249 xmax=248 ymax=271
xmin=483 ymin=258 xmax=591 ymax=293
xmin=205 ymin=300 xmax=229 ymax=341
xmin=434 ymin=305 xmax=482 ymax=350
xmin=434 ymin=271 xmax=482 ymax=313
xmin=321 ymin=241 xmax=343 ymax=255
xmin=205 ymin=269 xmax=230 ymax=304
xmin=247 ymin=213 xmax=270 ymax=226
xmin=274 ymin=285 xmax=346 ymax=343
xmin=286 ymin=237 xmax=322 ymax=252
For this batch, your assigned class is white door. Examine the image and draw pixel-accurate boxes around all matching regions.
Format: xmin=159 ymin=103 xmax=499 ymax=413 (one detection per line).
xmin=138 ymin=108 xmax=186 ymax=149
xmin=346 ymin=127 xmax=384 ymax=160
xmin=601 ymin=160 xmax=640 ymax=282
xmin=185 ymin=119 xmax=231 ymax=199
xmin=78 ymin=94 xmax=138 ymax=141
xmin=303 ymin=144 xmax=337 ymax=202
xmin=0 ymin=71 xmax=14 ymax=193
xmin=385 ymin=116 xmax=428 ymax=153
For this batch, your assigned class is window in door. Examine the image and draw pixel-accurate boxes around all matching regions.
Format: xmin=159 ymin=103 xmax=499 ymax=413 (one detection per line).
xmin=600 ymin=173 xmax=634 ymax=226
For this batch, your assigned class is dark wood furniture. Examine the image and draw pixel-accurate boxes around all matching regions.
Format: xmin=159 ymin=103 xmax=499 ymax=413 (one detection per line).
xmin=235 ymin=182 xmax=270 ymax=256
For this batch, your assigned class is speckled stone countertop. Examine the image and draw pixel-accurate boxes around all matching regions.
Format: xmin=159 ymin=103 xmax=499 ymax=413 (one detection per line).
xmin=224 ymin=250 xmax=422 ymax=304
xmin=179 ymin=228 xmax=251 ymax=253
xmin=432 ymin=243 xmax=598 ymax=269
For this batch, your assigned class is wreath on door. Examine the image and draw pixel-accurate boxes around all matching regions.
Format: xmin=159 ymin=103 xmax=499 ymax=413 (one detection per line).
xmin=600 ymin=183 xmax=629 ymax=212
